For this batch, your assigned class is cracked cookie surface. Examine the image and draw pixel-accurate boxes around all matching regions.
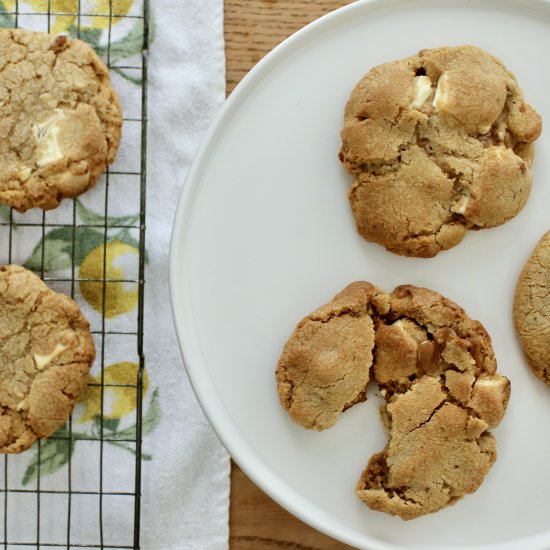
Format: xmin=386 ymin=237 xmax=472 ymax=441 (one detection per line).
xmin=514 ymin=230 xmax=550 ymax=386
xmin=0 ymin=28 xmax=122 ymax=212
xmin=276 ymin=282 xmax=510 ymax=519
xmin=0 ymin=265 xmax=95 ymax=453
xmin=357 ymin=285 xmax=509 ymax=519
xmin=339 ymin=45 xmax=542 ymax=257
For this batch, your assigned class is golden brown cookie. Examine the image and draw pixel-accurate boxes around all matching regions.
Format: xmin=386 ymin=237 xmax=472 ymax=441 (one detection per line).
xmin=0 ymin=28 xmax=122 ymax=212
xmin=276 ymin=282 xmax=383 ymax=430
xmin=339 ymin=45 xmax=542 ymax=257
xmin=276 ymin=283 xmax=510 ymax=519
xmin=357 ymin=285 xmax=509 ymax=520
xmin=513 ymin=230 xmax=550 ymax=386
xmin=0 ymin=265 xmax=95 ymax=453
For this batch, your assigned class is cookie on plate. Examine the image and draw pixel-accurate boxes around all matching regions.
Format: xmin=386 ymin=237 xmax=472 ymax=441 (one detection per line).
xmin=276 ymin=281 xmax=383 ymax=430
xmin=339 ymin=45 xmax=542 ymax=257
xmin=276 ymin=282 xmax=510 ymax=519
xmin=513 ymin=230 xmax=550 ymax=386
xmin=357 ymin=285 xmax=509 ymax=520
xmin=0 ymin=265 xmax=95 ymax=453
xmin=0 ymin=28 xmax=122 ymax=212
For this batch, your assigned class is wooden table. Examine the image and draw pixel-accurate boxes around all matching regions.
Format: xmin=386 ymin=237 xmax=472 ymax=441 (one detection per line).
xmin=225 ymin=1 xmax=356 ymax=548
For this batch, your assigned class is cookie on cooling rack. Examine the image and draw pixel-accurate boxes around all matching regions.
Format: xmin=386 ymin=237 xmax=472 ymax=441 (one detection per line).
xmin=513 ymin=230 xmax=550 ymax=387
xmin=276 ymin=282 xmax=510 ymax=520
xmin=339 ymin=45 xmax=542 ymax=257
xmin=0 ymin=265 xmax=95 ymax=453
xmin=0 ymin=28 xmax=122 ymax=212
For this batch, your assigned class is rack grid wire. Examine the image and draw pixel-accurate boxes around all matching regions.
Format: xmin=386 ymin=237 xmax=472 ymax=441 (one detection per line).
xmin=0 ymin=0 xmax=149 ymax=548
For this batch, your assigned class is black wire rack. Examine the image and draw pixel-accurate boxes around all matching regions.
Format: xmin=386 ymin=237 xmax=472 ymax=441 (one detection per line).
xmin=0 ymin=0 xmax=149 ymax=548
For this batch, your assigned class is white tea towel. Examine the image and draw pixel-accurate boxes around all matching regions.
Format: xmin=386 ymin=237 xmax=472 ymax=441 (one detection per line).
xmin=142 ymin=1 xmax=230 ymax=549
xmin=0 ymin=0 xmax=229 ymax=548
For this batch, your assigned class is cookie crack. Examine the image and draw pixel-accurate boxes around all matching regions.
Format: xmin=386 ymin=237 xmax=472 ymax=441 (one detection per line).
xmin=388 ymin=488 xmax=422 ymax=506
xmin=398 ymin=393 xmax=446 ymax=437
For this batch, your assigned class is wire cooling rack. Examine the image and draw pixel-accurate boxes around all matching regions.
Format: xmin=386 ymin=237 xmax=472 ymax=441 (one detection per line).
xmin=0 ymin=1 xmax=149 ymax=548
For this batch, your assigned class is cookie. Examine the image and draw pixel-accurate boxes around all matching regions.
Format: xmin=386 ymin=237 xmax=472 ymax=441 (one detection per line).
xmin=339 ymin=45 xmax=542 ymax=257
xmin=0 ymin=28 xmax=122 ymax=212
xmin=357 ymin=285 xmax=510 ymax=519
xmin=0 ymin=265 xmax=95 ymax=453
xmin=276 ymin=283 xmax=510 ymax=519
xmin=276 ymin=282 xmax=382 ymax=430
xmin=513 ymin=230 xmax=550 ymax=386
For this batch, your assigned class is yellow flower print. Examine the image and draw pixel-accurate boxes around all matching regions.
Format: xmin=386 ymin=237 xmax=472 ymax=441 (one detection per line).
xmin=90 ymin=0 xmax=133 ymax=29
xmin=23 ymin=362 xmax=159 ymax=484
xmin=79 ymin=361 xmax=149 ymax=423
xmin=4 ymin=0 xmax=133 ymax=34
xmin=79 ymin=240 xmax=139 ymax=319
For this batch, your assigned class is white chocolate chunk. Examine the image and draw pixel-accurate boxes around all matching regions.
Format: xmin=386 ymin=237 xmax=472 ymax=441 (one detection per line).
xmin=409 ymin=76 xmax=433 ymax=110
xmin=496 ymin=111 xmax=508 ymax=141
xmin=452 ymin=191 xmax=470 ymax=215
xmin=392 ymin=318 xmax=426 ymax=343
xmin=33 ymin=110 xmax=66 ymax=166
xmin=16 ymin=399 xmax=28 ymax=411
xmin=58 ymin=170 xmax=90 ymax=189
xmin=472 ymin=376 xmax=508 ymax=392
xmin=478 ymin=124 xmax=492 ymax=134
xmin=495 ymin=146 xmax=510 ymax=160
xmin=432 ymin=72 xmax=449 ymax=112
xmin=34 ymin=343 xmax=67 ymax=369
xmin=17 ymin=166 xmax=31 ymax=181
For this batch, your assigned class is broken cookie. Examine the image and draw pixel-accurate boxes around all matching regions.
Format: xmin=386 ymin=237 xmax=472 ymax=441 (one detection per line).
xmin=513 ymin=230 xmax=550 ymax=387
xmin=276 ymin=282 xmax=384 ymax=430
xmin=0 ymin=28 xmax=122 ymax=212
xmin=357 ymin=285 xmax=509 ymax=519
xmin=0 ymin=265 xmax=95 ymax=452
xmin=276 ymin=282 xmax=510 ymax=519
xmin=339 ymin=45 xmax=542 ymax=257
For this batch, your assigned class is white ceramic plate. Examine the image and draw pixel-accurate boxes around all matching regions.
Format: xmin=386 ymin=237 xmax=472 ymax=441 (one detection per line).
xmin=169 ymin=1 xmax=550 ymax=548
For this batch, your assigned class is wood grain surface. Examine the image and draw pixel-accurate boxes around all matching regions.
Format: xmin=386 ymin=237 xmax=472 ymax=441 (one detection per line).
xmin=225 ymin=0 xmax=354 ymax=94
xmin=225 ymin=1 xmax=356 ymax=548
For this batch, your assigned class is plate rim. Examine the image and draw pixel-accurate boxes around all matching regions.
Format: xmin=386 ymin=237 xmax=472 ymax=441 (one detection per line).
xmin=169 ymin=0 xmax=550 ymax=548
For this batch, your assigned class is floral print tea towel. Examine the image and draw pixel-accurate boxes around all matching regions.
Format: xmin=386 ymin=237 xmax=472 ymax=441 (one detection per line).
xmin=0 ymin=0 xmax=228 ymax=548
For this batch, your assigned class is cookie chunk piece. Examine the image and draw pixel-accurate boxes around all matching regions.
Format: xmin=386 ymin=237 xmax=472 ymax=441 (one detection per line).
xmin=339 ymin=45 xmax=542 ymax=257
xmin=513 ymin=230 xmax=550 ymax=386
xmin=276 ymin=282 xmax=386 ymax=430
xmin=276 ymin=283 xmax=510 ymax=519
xmin=0 ymin=265 xmax=95 ymax=452
xmin=357 ymin=285 xmax=509 ymax=520
xmin=0 ymin=28 xmax=122 ymax=212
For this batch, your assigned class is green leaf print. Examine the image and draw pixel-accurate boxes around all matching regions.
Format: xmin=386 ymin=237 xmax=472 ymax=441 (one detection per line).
xmin=103 ymin=417 xmax=121 ymax=432
xmin=24 ymin=226 xmax=105 ymax=272
xmin=76 ymin=199 xmax=140 ymax=227
xmin=95 ymin=18 xmax=144 ymax=63
xmin=22 ymin=429 xmax=74 ymax=486
xmin=24 ymin=202 xmax=144 ymax=273
xmin=113 ymin=227 xmax=149 ymax=262
xmin=0 ymin=204 xmax=11 ymax=222
xmin=22 ymin=386 xmax=160 ymax=483
xmin=107 ymin=388 xmax=161 ymax=441
xmin=0 ymin=2 xmax=15 ymax=28
xmin=142 ymin=388 xmax=161 ymax=436
xmin=111 ymin=67 xmax=143 ymax=86
xmin=67 ymin=25 xmax=102 ymax=48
